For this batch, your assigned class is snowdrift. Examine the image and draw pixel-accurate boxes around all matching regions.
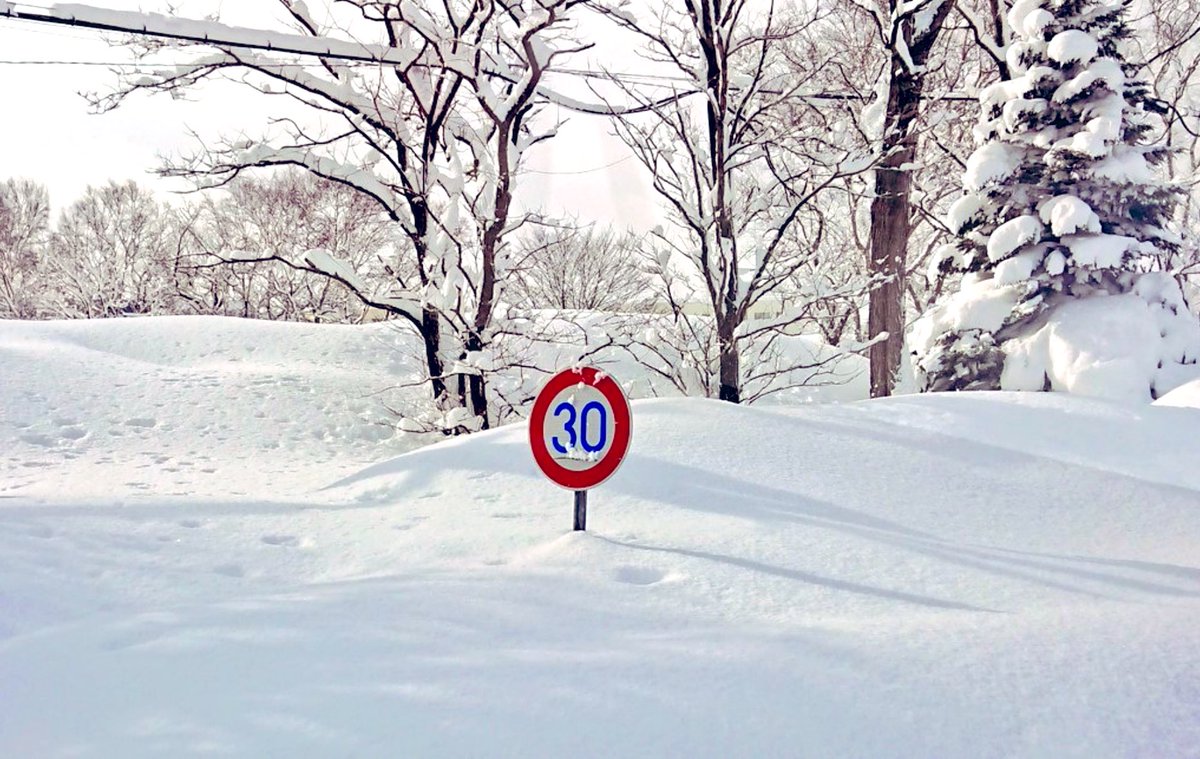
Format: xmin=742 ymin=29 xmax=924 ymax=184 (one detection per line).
xmin=0 ymin=316 xmax=423 ymax=500
xmin=2 ymin=317 xmax=1199 ymax=757
xmin=1156 ymin=377 xmax=1200 ymax=409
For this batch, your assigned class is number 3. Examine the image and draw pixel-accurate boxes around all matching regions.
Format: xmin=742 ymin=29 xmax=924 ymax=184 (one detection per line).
xmin=551 ymin=402 xmax=577 ymax=454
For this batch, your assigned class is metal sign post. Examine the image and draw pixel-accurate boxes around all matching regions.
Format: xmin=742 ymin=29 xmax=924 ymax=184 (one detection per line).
xmin=574 ymin=490 xmax=587 ymax=532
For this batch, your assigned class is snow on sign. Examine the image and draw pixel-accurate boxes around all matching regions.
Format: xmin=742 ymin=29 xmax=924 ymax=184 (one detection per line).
xmin=529 ymin=367 xmax=632 ymax=530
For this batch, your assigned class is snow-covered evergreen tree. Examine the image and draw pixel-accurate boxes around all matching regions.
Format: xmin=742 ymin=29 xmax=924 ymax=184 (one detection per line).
xmin=911 ymin=0 xmax=1200 ymax=401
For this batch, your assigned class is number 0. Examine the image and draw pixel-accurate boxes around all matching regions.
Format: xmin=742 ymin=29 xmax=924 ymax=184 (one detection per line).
xmin=580 ymin=401 xmax=607 ymax=453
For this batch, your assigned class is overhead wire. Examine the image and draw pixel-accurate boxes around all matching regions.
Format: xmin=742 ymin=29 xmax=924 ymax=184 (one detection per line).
xmin=523 ymin=155 xmax=637 ymax=175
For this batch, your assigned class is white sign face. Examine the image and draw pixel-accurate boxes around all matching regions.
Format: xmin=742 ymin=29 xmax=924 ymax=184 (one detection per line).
xmin=539 ymin=383 xmax=616 ymax=473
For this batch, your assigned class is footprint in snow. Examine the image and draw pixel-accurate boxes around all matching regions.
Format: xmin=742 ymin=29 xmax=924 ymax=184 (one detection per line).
xmin=261 ymin=534 xmax=299 ymax=547
xmin=22 ymin=523 xmax=55 ymax=539
xmin=102 ymin=631 xmax=162 ymax=652
xmin=392 ymin=518 xmax=427 ymax=531
xmin=612 ymin=566 xmax=670 ymax=586
xmin=19 ymin=433 xmax=56 ymax=448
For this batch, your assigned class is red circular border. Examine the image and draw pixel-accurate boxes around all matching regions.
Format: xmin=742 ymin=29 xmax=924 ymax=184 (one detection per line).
xmin=529 ymin=367 xmax=632 ymax=490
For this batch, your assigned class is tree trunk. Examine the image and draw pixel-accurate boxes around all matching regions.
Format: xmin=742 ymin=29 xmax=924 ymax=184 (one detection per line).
xmin=867 ymin=115 xmax=915 ymax=398
xmin=717 ymin=317 xmax=740 ymax=403
xmin=464 ymin=331 xmax=490 ymax=430
xmin=867 ymin=0 xmax=956 ymax=398
xmin=419 ymin=306 xmax=449 ymax=406
xmin=468 ymin=375 xmax=488 ymax=429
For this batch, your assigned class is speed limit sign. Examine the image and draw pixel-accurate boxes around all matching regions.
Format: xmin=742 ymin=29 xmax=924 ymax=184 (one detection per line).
xmin=529 ymin=367 xmax=632 ymax=530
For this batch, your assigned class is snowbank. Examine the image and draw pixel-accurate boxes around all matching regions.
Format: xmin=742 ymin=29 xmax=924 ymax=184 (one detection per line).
xmin=1000 ymin=293 xmax=1162 ymax=402
xmin=0 ymin=316 xmax=424 ymax=499
xmin=0 ymin=314 xmax=866 ymax=503
xmin=1154 ymin=378 xmax=1200 ymax=409
xmin=913 ymin=276 xmax=1200 ymax=402
xmin=2 ymin=317 xmax=1199 ymax=756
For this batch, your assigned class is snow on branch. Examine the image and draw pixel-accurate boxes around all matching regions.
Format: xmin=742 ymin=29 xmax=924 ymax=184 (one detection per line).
xmin=11 ymin=3 xmax=420 ymax=66
xmin=888 ymin=0 xmax=957 ymax=75
xmin=302 ymin=248 xmax=369 ymax=293
xmin=165 ymin=141 xmax=412 ymax=229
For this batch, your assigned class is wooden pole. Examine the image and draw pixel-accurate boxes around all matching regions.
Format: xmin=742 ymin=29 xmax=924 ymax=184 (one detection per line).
xmin=573 ymin=490 xmax=587 ymax=531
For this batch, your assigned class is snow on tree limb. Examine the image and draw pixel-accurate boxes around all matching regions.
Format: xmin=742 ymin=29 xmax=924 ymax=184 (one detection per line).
xmin=12 ymin=3 xmax=420 ymax=65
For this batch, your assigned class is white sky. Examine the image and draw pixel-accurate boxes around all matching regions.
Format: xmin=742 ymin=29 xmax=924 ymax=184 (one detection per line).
xmin=0 ymin=1 xmax=659 ymax=229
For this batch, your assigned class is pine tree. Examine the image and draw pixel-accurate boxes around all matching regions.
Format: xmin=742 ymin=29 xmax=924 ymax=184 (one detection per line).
xmin=912 ymin=0 xmax=1200 ymax=399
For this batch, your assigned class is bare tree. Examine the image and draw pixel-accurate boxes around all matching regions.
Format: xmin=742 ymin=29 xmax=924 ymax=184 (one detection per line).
xmin=1133 ymin=0 xmax=1200 ymax=306
xmin=43 ymin=181 xmax=176 ymax=318
xmin=780 ymin=0 xmax=1013 ymax=380
xmin=592 ymin=0 xmax=871 ymax=402
xmin=178 ymin=170 xmax=399 ymax=322
xmin=91 ymin=0 xmax=592 ymax=430
xmin=0 ymin=178 xmax=50 ymax=318
xmin=903 ymin=0 xmax=1014 ymax=327
xmin=511 ymin=224 xmax=651 ymax=311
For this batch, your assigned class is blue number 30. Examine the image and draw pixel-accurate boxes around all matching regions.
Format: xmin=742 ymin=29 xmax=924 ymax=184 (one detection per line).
xmin=552 ymin=401 xmax=608 ymax=455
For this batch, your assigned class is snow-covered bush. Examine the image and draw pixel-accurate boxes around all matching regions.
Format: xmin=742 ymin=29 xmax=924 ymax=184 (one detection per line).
xmin=42 ymin=181 xmax=178 ymax=319
xmin=0 ymin=178 xmax=50 ymax=319
xmin=913 ymin=0 xmax=1200 ymax=402
xmin=510 ymin=225 xmax=651 ymax=313
xmin=178 ymin=171 xmax=400 ymax=323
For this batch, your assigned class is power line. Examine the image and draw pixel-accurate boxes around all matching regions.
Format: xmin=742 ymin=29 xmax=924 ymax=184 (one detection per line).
xmin=0 ymin=8 xmax=703 ymax=99
xmin=523 ymin=155 xmax=637 ymax=175
xmin=0 ymin=58 xmax=336 ymax=67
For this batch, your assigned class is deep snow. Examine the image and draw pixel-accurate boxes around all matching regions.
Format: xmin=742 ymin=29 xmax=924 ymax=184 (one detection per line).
xmin=2 ymin=317 xmax=1199 ymax=758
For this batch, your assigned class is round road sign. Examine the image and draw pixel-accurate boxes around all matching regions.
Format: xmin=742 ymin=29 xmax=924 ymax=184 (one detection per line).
xmin=529 ymin=367 xmax=632 ymax=490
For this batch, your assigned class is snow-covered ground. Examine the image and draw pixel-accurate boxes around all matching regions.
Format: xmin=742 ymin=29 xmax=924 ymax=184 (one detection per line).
xmin=2 ymin=317 xmax=1199 ymax=757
